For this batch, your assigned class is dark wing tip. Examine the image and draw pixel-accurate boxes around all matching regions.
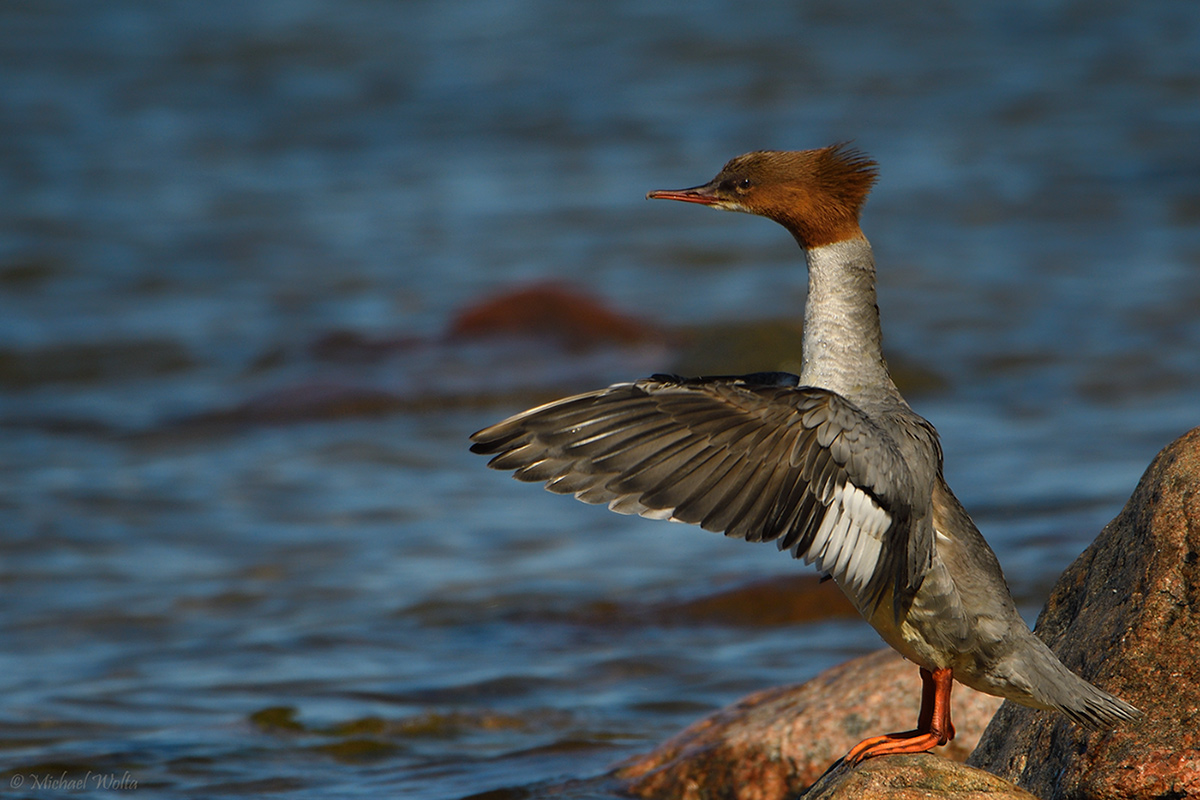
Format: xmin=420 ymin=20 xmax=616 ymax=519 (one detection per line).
xmin=469 ymin=418 xmax=529 ymax=455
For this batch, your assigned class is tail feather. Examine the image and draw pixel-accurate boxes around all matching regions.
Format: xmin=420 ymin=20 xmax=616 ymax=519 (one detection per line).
xmin=1054 ymin=676 xmax=1142 ymax=729
xmin=1012 ymin=636 xmax=1142 ymax=729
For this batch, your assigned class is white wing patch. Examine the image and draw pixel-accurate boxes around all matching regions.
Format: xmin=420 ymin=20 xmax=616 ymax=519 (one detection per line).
xmin=579 ymin=474 xmax=892 ymax=598
xmin=803 ymin=481 xmax=891 ymax=594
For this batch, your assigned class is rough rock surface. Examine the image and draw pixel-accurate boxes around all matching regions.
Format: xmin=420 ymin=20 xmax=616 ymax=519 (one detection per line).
xmin=969 ymin=426 xmax=1200 ymax=799
xmin=801 ymin=753 xmax=1039 ymax=799
xmin=614 ymin=648 xmax=1003 ymax=800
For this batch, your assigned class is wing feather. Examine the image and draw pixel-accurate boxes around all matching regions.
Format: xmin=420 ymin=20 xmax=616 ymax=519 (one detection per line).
xmin=471 ymin=373 xmax=925 ymax=612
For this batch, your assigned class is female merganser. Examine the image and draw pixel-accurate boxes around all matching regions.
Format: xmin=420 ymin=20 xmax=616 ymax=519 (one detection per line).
xmin=470 ymin=144 xmax=1140 ymax=762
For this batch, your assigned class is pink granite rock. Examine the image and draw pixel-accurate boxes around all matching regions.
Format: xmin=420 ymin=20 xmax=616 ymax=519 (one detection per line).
xmin=969 ymin=426 xmax=1200 ymax=799
xmin=614 ymin=648 xmax=1003 ymax=800
xmin=802 ymin=753 xmax=1038 ymax=799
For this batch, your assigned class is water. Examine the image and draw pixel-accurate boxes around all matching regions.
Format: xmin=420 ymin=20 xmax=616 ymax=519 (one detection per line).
xmin=2 ymin=1 xmax=1199 ymax=797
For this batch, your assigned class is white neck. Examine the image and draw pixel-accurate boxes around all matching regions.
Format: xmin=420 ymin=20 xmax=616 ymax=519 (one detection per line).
xmin=800 ymin=237 xmax=901 ymax=405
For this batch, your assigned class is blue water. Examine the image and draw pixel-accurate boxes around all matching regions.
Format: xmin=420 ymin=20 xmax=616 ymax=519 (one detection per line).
xmin=2 ymin=1 xmax=1199 ymax=797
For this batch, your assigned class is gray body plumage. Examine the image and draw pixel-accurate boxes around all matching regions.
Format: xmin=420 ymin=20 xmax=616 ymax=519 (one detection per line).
xmin=471 ymin=194 xmax=1139 ymax=731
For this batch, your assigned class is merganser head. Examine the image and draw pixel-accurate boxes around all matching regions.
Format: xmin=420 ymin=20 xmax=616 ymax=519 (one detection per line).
xmin=647 ymin=144 xmax=878 ymax=249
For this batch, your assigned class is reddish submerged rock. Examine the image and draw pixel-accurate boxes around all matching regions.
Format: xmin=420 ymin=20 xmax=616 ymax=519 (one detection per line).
xmin=969 ymin=426 xmax=1200 ymax=800
xmin=449 ymin=282 xmax=664 ymax=348
xmin=655 ymin=575 xmax=859 ymax=628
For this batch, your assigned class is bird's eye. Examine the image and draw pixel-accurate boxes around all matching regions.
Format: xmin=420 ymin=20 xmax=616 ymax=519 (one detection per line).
xmin=720 ymin=176 xmax=753 ymax=194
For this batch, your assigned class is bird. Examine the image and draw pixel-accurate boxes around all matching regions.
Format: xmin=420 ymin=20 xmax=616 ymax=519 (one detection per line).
xmin=469 ymin=144 xmax=1141 ymax=763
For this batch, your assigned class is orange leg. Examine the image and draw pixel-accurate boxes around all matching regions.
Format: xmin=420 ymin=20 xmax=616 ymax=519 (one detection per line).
xmin=844 ymin=666 xmax=956 ymax=764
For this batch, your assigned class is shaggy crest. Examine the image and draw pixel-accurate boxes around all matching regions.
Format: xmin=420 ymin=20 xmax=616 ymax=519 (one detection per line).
xmin=712 ymin=144 xmax=879 ymax=247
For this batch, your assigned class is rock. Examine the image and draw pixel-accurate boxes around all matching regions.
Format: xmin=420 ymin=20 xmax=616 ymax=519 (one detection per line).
xmin=614 ymin=649 xmax=1003 ymax=800
xmin=652 ymin=575 xmax=859 ymax=628
xmin=969 ymin=426 xmax=1200 ymax=799
xmin=801 ymin=753 xmax=1039 ymax=799
xmin=449 ymin=283 xmax=663 ymax=348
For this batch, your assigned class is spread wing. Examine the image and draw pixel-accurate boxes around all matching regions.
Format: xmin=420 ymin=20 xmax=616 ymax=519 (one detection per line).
xmin=470 ymin=372 xmax=923 ymax=614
